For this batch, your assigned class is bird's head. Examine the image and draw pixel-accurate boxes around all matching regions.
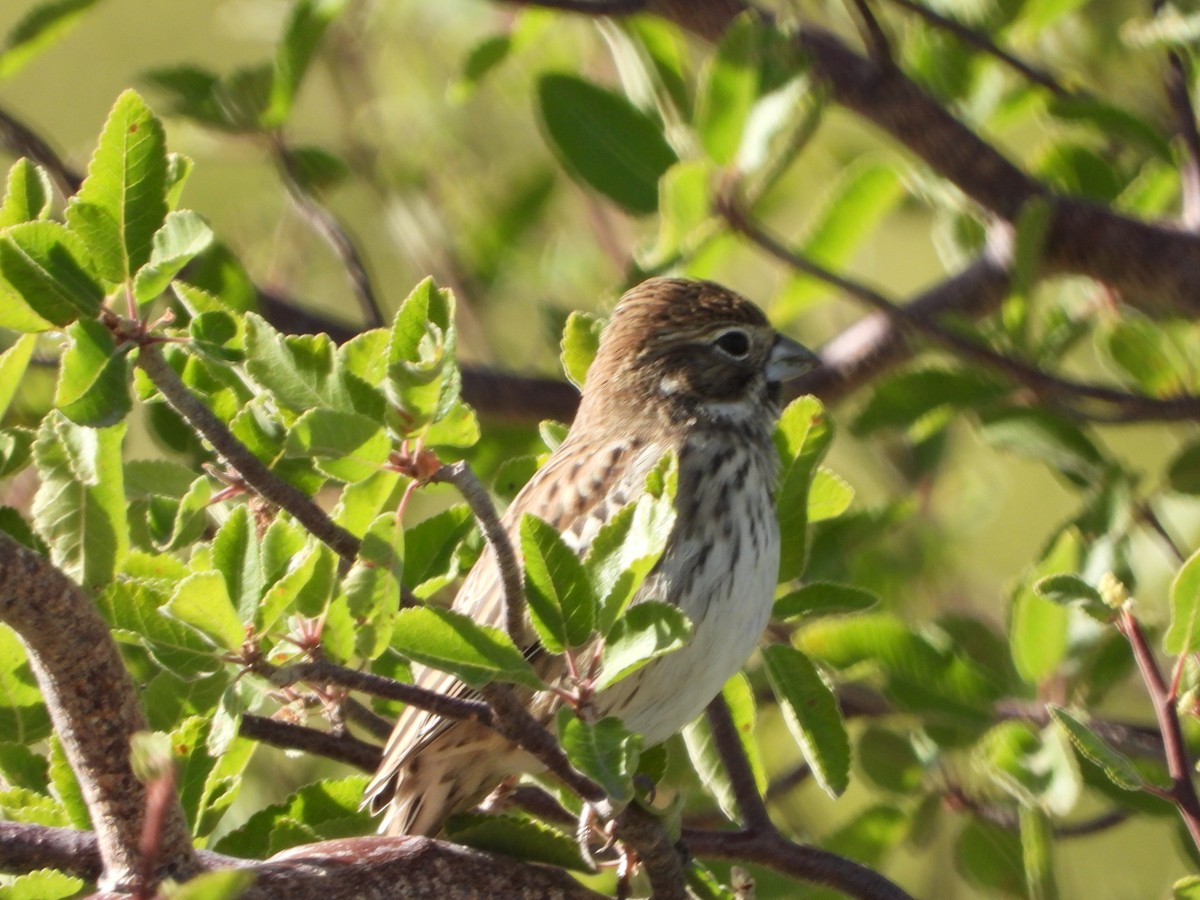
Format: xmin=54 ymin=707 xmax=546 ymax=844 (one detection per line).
xmin=577 ymin=277 xmax=819 ymax=430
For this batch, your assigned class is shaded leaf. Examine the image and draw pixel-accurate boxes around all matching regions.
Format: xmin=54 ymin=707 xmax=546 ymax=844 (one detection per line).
xmin=537 ymin=73 xmax=678 ymax=215
xmin=762 ymin=644 xmax=849 ymax=797
xmin=54 ymin=317 xmax=131 ymax=427
xmin=0 ymin=158 xmax=52 ymax=226
xmin=1048 ymin=705 xmax=1142 ymax=791
xmin=520 ymin=513 xmax=596 ymax=653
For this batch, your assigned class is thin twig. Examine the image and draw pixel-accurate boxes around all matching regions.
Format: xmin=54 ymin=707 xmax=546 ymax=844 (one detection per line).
xmin=432 ymin=461 xmax=527 ymax=645
xmin=1166 ymin=50 xmax=1200 ymax=230
xmin=270 ymin=659 xmax=494 ymax=727
xmin=683 ymin=829 xmax=915 ymax=900
xmin=1117 ymin=608 xmax=1200 ymax=853
xmin=881 ymin=0 xmax=1070 ymax=97
xmin=706 ymin=697 xmax=772 ymax=832
xmin=239 ymin=714 xmax=383 ymax=771
xmin=0 ymin=104 xmax=83 ymax=197
xmin=848 ymin=0 xmax=892 ymax=66
xmin=273 ymin=137 xmax=386 ymax=329
xmin=136 ymin=342 xmax=363 ymax=567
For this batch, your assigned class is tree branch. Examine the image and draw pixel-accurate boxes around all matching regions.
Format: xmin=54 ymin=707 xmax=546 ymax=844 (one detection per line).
xmin=0 ymin=534 xmax=200 ymax=891
xmin=238 ymin=715 xmax=383 ymax=772
xmin=1117 ymin=609 xmax=1200 ymax=853
xmin=135 ymin=342 xmax=363 ymax=567
xmin=705 ymin=696 xmax=772 ymax=832
xmin=269 ymin=659 xmax=494 ymax=728
xmin=432 ymin=461 xmax=527 ymax=645
xmin=725 ymin=201 xmax=1200 ymax=422
xmin=683 ymin=828 xmax=915 ymax=900
xmin=273 ymin=137 xmax=386 ymax=329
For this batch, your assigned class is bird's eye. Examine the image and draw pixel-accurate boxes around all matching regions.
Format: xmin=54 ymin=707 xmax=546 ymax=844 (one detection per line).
xmin=713 ymin=329 xmax=751 ymax=358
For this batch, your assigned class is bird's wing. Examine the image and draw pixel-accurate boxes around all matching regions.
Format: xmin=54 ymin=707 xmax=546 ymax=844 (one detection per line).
xmin=363 ymin=434 xmax=667 ymax=816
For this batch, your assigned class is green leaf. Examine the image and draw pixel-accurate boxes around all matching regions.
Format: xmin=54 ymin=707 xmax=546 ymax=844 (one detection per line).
xmin=213 ymin=776 xmax=370 ymax=857
xmin=537 ymin=73 xmax=678 ymax=215
xmin=0 ymin=158 xmax=52 ymax=226
xmin=447 ymin=812 xmax=589 ymax=871
xmin=0 ymin=0 xmax=101 ymax=79
xmin=1175 ymin=875 xmax=1200 ymax=899
xmin=283 ymin=145 xmax=350 ymax=194
xmin=520 ymin=514 xmax=596 ymax=653
xmin=775 ymin=163 xmax=904 ymax=318
xmin=978 ymin=407 xmax=1105 ymax=487
xmin=132 ymin=210 xmax=214 ymax=304
xmin=556 ymin=710 xmax=640 ymax=805
xmin=0 ymin=626 xmax=51 ymax=745
xmin=161 ymin=869 xmax=255 ymax=900
xmin=1034 ymin=573 xmax=1112 ymax=623
xmin=1100 ymin=315 xmax=1189 ymax=397
xmin=559 ymin=310 xmax=604 ymax=389
xmin=385 ymin=277 xmax=460 ymax=431
xmin=244 ymin=314 xmax=356 ymax=412
xmin=646 ymin=159 xmax=713 ymax=265
xmin=681 ymin=673 xmax=765 ymax=822
xmin=1010 ymin=528 xmax=1080 ymax=684
xmin=31 ymin=412 xmax=127 ymax=589
xmin=0 ymin=868 xmax=85 ymax=900
xmin=211 ymin=507 xmax=263 ymax=624
xmin=265 ymin=0 xmax=349 ymax=127
xmin=774 ymin=395 xmax=834 ymax=581
xmin=47 ymin=735 xmax=87 ymax=829
xmin=773 ymin=582 xmax=878 ymax=620
xmin=284 ymin=408 xmax=389 ymax=484
xmin=0 ymin=220 xmax=104 ymax=329
xmin=851 ymin=367 xmax=1009 ymax=435
xmin=1048 ymin=705 xmax=1143 ymax=791
xmin=0 ymin=742 xmax=48 ymax=792
xmin=98 ymin=581 xmax=221 ymax=679
xmin=390 ymin=606 xmax=541 ymax=688
xmin=54 ymin=317 xmax=131 ymax=427
xmin=858 ymin=727 xmax=923 ymax=794
xmin=809 ymin=468 xmax=853 ymax=523
xmin=402 ymin=504 xmax=475 ymax=598
xmin=1165 ymin=548 xmax=1200 ymax=655
xmin=587 ymin=484 xmax=676 ymax=635
xmin=695 ymin=13 xmax=760 ymax=165
xmin=0 ymin=334 xmax=36 ymax=421
xmin=164 ymin=572 xmax=245 ymax=652
xmin=1012 ymin=196 xmax=1053 ymax=301
xmin=595 ymin=601 xmax=692 ymax=691
xmin=66 ymin=89 xmax=168 ymax=284
xmin=1168 ymin=440 xmax=1200 ymax=495
xmin=762 ymin=644 xmax=849 ymax=797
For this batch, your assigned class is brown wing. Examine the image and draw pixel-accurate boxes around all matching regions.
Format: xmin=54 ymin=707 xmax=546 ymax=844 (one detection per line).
xmin=362 ymin=433 xmax=669 ymax=831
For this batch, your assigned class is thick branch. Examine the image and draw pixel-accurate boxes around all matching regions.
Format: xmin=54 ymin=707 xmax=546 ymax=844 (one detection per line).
xmin=706 ymin=697 xmax=772 ymax=832
xmin=0 ymin=535 xmax=199 ymax=890
xmin=0 ymin=824 xmax=606 ymax=899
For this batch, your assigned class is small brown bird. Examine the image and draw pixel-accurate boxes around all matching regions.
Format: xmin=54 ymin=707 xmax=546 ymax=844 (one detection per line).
xmin=364 ymin=277 xmax=819 ymax=835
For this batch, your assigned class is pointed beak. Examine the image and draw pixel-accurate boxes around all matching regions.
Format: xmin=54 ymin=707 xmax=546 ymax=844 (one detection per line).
xmin=765 ymin=333 xmax=821 ymax=383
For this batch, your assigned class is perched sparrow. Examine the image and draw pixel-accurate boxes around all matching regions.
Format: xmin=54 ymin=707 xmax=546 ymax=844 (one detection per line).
xmin=364 ymin=277 xmax=819 ymax=836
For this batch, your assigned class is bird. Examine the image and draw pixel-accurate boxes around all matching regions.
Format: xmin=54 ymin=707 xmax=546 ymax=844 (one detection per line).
xmin=363 ymin=276 xmax=820 ymax=836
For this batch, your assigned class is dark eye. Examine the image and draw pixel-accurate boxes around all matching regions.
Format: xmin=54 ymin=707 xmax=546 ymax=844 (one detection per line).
xmin=714 ymin=329 xmax=751 ymax=358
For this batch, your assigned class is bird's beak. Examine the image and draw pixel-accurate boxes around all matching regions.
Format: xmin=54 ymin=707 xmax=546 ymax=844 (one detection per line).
xmin=765 ymin=334 xmax=821 ymax=382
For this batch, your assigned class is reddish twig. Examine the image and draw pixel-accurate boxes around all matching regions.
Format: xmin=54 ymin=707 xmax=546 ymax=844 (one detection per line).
xmin=1117 ymin=608 xmax=1200 ymax=853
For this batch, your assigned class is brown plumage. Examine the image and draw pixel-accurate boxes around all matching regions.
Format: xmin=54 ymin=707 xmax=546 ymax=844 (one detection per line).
xmin=363 ymin=277 xmax=819 ymax=836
